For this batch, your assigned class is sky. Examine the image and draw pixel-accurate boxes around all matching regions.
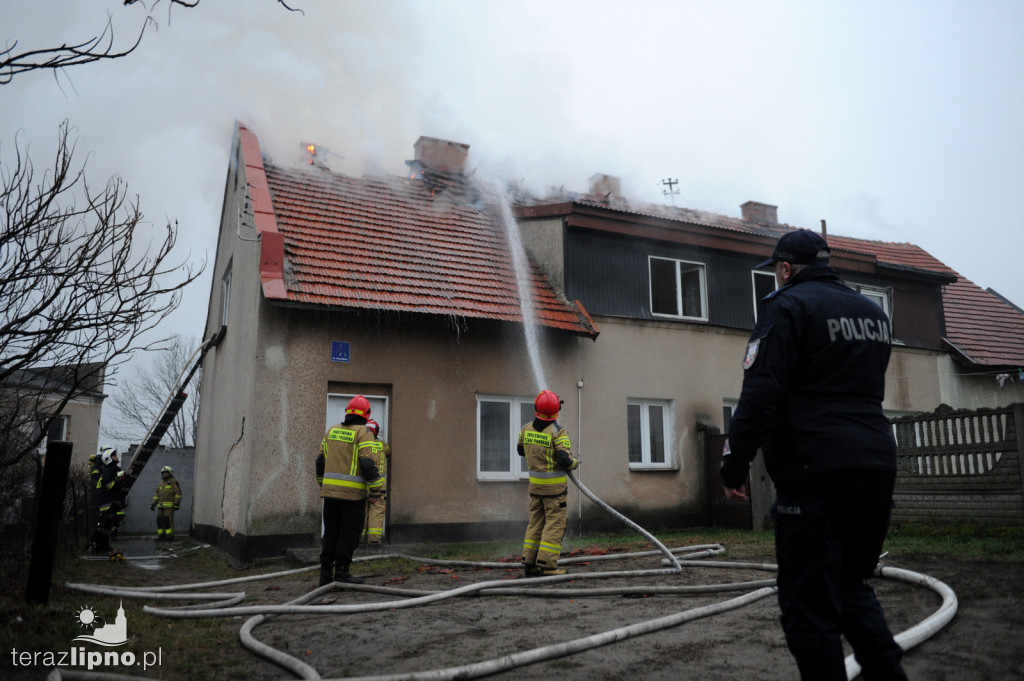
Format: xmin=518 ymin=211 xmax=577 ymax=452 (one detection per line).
xmin=4 ymin=0 xmax=1023 ymax=444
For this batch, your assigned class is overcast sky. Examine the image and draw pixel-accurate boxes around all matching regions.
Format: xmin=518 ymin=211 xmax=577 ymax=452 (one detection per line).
xmin=4 ymin=1 xmax=1023 ymax=442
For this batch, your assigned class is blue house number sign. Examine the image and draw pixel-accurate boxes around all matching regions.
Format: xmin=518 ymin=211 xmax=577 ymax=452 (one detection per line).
xmin=330 ymin=341 xmax=351 ymax=363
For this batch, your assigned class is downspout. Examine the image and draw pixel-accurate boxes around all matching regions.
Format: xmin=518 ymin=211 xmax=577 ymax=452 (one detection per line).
xmin=577 ymin=378 xmax=584 ymax=535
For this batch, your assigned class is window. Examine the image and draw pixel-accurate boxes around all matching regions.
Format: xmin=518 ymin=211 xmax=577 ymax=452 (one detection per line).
xmin=477 ymin=395 xmax=534 ymax=480
xmin=325 ymin=393 xmax=390 ymax=437
xmin=752 ymin=270 xmax=777 ymax=321
xmin=722 ymin=399 xmax=738 ymax=434
xmin=221 ymin=265 xmax=233 ymax=326
xmin=846 ymin=282 xmax=891 ymax=318
xmin=42 ymin=415 xmax=68 ymax=443
xmin=649 ymin=256 xmax=707 ymax=321
xmin=627 ymin=399 xmax=674 ymax=469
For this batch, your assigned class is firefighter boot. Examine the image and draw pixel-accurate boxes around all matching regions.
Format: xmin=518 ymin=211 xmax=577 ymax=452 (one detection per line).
xmin=523 ymin=563 xmax=542 ymax=578
xmin=334 ymin=561 xmax=364 ymax=584
xmin=541 ymin=565 xmax=567 ymax=576
xmin=318 ymin=558 xmax=334 ymax=587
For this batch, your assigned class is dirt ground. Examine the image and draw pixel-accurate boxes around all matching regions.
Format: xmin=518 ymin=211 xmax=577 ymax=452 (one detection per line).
xmin=89 ymin=539 xmax=1024 ymax=681
xmin=14 ymin=537 xmax=1022 ymax=681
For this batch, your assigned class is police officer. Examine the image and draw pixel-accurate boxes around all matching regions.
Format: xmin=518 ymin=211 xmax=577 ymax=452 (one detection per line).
xmin=720 ymin=229 xmax=907 ymax=681
xmin=519 ymin=390 xmax=578 ymax=577
xmin=315 ymin=395 xmax=381 ymax=586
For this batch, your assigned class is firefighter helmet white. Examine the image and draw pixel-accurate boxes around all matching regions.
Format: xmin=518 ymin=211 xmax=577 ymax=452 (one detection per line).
xmin=161 ymin=465 xmax=173 ymax=475
xmin=100 ymin=447 xmax=118 ymax=466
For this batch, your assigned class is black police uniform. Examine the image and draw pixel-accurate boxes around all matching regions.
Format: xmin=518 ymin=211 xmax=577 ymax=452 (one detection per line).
xmin=722 ymin=263 xmax=907 ymax=681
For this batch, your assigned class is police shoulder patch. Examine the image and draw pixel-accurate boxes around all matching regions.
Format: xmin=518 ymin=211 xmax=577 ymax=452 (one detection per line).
xmin=742 ymin=338 xmax=760 ymax=370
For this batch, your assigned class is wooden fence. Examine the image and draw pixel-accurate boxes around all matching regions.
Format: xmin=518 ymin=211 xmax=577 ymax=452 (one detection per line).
xmin=890 ymin=403 xmax=1024 ymax=525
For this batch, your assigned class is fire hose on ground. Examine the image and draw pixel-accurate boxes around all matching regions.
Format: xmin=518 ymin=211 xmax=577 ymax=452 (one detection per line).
xmin=54 ymin=472 xmax=957 ymax=681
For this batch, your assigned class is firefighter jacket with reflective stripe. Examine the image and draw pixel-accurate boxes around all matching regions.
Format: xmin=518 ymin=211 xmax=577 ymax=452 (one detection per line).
xmin=96 ymin=463 xmax=124 ymax=508
xmin=153 ymin=475 xmax=182 ymax=509
xmin=316 ymin=423 xmax=380 ymax=501
xmin=519 ymin=421 xmax=577 ymax=496
xmin=366 ymin=439 xmax=389 ymax=497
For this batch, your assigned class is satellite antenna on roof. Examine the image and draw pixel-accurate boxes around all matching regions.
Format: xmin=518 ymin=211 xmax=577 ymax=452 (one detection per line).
xmin=661 ymin=178 xmax=680 ymax=206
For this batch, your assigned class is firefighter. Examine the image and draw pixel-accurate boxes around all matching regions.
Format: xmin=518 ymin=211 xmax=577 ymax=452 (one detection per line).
xmin=315 ymin=395 xmax=381 ymax=586
xmin=362 ymin=419 xmax=389 ymax=546
xmin=151 ymin=465 xmax=182 ymax=541
xmin=89 ymin=447 xmax=126 ymax=553
xmin=519 ymin=389 xmax=578 ymax=577
xmin=88 ymin=452 xmax=103 ymax=486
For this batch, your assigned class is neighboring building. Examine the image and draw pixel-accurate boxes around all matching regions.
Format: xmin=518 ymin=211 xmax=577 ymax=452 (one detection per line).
xmin=194 ymin=122 xmax=1024 ymax=559
xmin=0 ymin=362 xmax=106 ymax=471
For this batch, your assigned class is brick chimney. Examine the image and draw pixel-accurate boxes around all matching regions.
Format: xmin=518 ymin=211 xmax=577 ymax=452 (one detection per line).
xmin=741 ymin=201 xmax=778 ymax=225
xmin=588 ymin=173 xmax=622 ymax=203
xmin=413 ymin=136 xmax=470 ymax=174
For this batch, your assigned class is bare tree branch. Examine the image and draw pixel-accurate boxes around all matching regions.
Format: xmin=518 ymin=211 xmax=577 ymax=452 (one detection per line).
xmin=105 ymin=335 xmax=199 ymax=448
xmin=0 ymin=120 xmax=204 ymax=466
xmin=0 ymin=14 xmax=153 ymax=85
xmin=2 ymin=1 xmax=303 ymax=84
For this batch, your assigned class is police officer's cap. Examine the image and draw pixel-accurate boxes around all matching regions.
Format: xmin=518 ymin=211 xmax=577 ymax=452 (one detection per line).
xmin=756 ymin=229 xmax=830 ymax=269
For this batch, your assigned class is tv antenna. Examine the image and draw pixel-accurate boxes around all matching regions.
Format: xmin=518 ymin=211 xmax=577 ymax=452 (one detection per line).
xmin=660 ymin=178 xmax=680 ymax=206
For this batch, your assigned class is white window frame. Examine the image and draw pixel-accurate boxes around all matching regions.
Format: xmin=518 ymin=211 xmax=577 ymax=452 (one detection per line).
xmin=846 ymin=282 xmax=891 ymax=318
xmin=751 ymin=270 xmax=778 ymax=322
xmin=44 ymin=414 xmax=68 ymax=442
xmin=476 ymin=394 xmax=534 ymax=481
xmin=649 ymin=256 xmax=708 ymax=321
xmin=221 ymin=265 xmax=233 ymax=327
xmin=325 ymin=393 xmax=390 ymax=439
xmin=627 ymin=398 xmax=675 ymax=470
xmin=722 ymin=399 xmax=739 ymax=435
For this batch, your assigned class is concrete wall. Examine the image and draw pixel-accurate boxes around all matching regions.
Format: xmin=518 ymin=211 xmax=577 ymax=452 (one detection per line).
xmin=121 ymin=447 xmax=194 ymax=535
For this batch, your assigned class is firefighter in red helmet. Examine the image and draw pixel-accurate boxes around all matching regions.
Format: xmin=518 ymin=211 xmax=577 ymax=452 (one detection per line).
xmin=315 ymin=395 xmax=381 ymax=586
xmin=519 ymin=389 xmax=578 ymax=576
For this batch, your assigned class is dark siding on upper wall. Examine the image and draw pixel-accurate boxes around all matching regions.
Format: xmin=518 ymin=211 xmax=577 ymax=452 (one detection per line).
xmin=840 ymin=271 xmax=945 ymax=350
xmin=564 ymin=227 xmax=762 ymax=330
xmin=564 ymin=226 xmax=949 ymax=351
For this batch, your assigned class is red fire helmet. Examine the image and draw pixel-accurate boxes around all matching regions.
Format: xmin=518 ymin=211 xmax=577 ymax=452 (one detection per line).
xmin=534 ymin=390 xmax=561 ymax=421
xmin=345 ymin=395 xmax=371 ymax=417
xmin=366 ymin=419 xmax=381 ymax=436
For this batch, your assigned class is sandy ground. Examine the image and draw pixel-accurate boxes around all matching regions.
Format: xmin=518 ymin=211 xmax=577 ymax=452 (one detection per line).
xmin=176 ymin=542 xmax=1024 ymax=681
xmin=23 ymin=538 xmax=1024 ymax=681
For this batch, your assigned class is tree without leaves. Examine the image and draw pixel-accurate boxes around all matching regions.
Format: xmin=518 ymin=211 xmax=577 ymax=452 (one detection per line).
xmin=1 ymin=1 xmax=304 ymax=85
xmin=105 ymin=335 xmax=200 ymax=449
xmin=0 ymin=120 xmax=203 ymax=467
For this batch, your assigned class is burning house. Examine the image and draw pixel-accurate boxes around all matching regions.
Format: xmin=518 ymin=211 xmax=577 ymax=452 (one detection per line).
xmin=193 ymin=122 xmax=1024 ymax=559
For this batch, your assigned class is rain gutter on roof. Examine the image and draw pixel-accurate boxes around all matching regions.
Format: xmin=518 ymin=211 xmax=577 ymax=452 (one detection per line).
xmin=238 ymin=124 xmax=288 ymax=300
xmin=876 ymin=261 xmax=957 ymax=284
xmin=517 ymin=201 xmax=884 ymax=267
xmin=942 ymin=337 xmax=981 ymax=368
xmin=572 ymin=299 xmax=600 ymax=339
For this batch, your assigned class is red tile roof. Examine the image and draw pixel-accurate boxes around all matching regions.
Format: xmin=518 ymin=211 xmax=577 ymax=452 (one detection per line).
xmin=241 ymin=123 xmax=1022 ymax=368
xmin=239 ymin=125 xmax=598 ymax=339
xmin=821 ymin=236 xmax=1024 ymax=368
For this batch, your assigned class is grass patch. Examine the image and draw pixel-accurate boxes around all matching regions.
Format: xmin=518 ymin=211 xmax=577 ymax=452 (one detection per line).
xmin=2 ymin=524 xmax=1020 ymax=679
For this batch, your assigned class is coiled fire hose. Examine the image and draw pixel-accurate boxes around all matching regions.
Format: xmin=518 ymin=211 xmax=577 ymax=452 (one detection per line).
xmin=56 ymin=472 xmax=957 ymax=681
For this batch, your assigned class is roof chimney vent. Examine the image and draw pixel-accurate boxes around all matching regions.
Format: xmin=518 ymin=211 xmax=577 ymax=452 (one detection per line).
xmin=413 ymin=136 xmax=470 ymax=174
xmin=741 ymin=201 xmax=778 ymax=225
xmin=588 ymin=173 xmax=622 ymax=204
